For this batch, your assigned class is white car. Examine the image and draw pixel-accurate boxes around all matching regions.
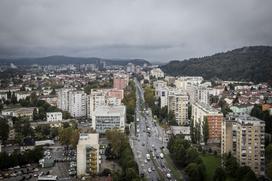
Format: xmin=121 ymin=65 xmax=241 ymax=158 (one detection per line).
xmin=160 ymin=153 xmax=164 ymax=159
xmin=148 ymin=168 xmax=152 ymax=173
xmin=167 ymin=173 xmax=171 ymax=179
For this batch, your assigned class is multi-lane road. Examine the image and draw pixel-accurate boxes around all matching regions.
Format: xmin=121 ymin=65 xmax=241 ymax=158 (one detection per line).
xmin=130 ymin=78 xmax=176 ymax=181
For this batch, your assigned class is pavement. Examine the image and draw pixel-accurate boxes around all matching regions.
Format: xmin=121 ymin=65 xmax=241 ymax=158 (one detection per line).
xmin=129 ymin=78 xmax=177 ymax=181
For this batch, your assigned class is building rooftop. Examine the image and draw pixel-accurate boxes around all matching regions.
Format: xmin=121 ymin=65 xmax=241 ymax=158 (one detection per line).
xmin=226 ymin=113 xmax=265 ymax=126
xmin=94 ymin=105 xmax=126 ymax=116
xmin=78 ymin=133 xmax=99 ymax=146
xmin=193 ymin=102 xmax=221 ymax=114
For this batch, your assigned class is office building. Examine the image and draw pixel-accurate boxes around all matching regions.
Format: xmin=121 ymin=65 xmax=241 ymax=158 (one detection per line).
xmin=92 ymin=105 xmax=126 ymax=133
xmin=89 ymin=89 xmax=123 ymax=118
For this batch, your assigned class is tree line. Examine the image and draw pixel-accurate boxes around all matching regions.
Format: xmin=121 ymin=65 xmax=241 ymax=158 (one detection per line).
xmin=105 ymin=129 xmax=140 ymax=181
xmin=0 ymin=147 xmax=43 ymax=169
xmin=167 ymin=135 xmax=259 ymax=181
xmin=167 ymin=134 xmax=206 ymax=181
xmin=161 ymin=46 xmax=272 ymax=83
xmin=122 ymin=80 xmax=136 ymax=124
xmin=250 ymin=104 xmax=272 ymax=135
xmin=143 ymin=85 xmax=176 ymax=125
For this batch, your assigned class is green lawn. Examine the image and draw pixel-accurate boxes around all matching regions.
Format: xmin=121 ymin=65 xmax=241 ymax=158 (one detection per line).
xmin=200 ymin=154 xmax=221 ymax=181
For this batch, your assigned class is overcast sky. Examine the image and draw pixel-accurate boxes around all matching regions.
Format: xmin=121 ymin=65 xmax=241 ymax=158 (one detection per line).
xmin=0 ymin=0 xmax=272 ymax=62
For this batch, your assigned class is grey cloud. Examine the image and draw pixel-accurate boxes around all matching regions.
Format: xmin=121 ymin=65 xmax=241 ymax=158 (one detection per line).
xmin=0 ymin=0 xmax=272 ymax=62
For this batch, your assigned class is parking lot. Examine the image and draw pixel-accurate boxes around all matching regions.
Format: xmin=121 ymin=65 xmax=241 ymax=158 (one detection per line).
xmin=0 ymin=145 xmax=77 ymax=181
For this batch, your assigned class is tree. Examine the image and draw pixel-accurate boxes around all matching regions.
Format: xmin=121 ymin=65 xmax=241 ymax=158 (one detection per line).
xmin=213 ymin=167 xmax=226 ymax=181
xmin=236 ymin=166 xmax=257 ymax=181
xmin=7 ymin=90 xmax=11 ymax=99
xmin=203 ymin=117 xmax=209 ymax=144
xmin=0 ymin=118 xmax=9 ymax=144
xmin=33 ymin=108 xmax=39 ymax=121
xmin=229 ymin=83 xmax=235 ymax=91
xmin=62 ymin=111 xmax=72 ymax=119
xmin=185 ymin=162 xmax=205 ymax=181
xmin=50 ymin=88 xmax=56 ymax=95
xmin=11 ymin=92 xmax=17 ymax=104
xmin=223 ymin=153 xmax=239 ymax=176
xmin=168 ymin=110 xmax=177 ymax=125
xmin=266 ymin=144 xmax=272 ymax=164
xmin=188 ymin=104 xmax=192 ymax=120
xmin=250 ymin=104 xmax=263 ymax=119
xmin=59 ymin=127 xmax=79 ymax=148
xmin=185 ymin=148 xmax=201 ymax=165
xmin=267 ymin=161 xmax=272 ymax=180
xmin=105 ymin=129 xmax=128 ymax=158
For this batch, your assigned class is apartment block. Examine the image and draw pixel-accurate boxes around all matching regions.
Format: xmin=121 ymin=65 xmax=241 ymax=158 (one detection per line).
xmin=153 ymin=80 xmax=167 ymax=90
xmin=187 ymin=84 xmax=209 ymax=104
xmin=57 ymin=88 xmax=74 ymax=111
xmin=77 ymin=133 xmax=100 ymax=176
xmin=168 ymin=90 xmax=189 ymax=125
xmin=192 ymin=102 xmax=223 ymax=143
xmin=150 ymin=68 xmax=164 ymax=79
xmin=174 ymin=76 xmax=203 ymax=90
xmin=68 ymin=91 xmax=87 ymax=117
xmin=113 ymin=73 xmax=129 ymax=90
xmin=221 ymin=113 xmax=265 ymax=176
xmin=89 ymin=89 xmax=106 ymax=118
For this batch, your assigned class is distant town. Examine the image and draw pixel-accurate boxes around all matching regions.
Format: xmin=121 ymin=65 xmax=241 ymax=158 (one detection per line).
xmin=0 ymin=61 xmax=271 ymax=181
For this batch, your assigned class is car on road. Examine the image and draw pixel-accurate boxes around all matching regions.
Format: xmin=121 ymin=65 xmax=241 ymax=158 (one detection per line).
xmin=148 ymin=168 xmax=152 ymax=173
xmin=160 ymin=153 xmax=164 ymax=159
xmin=166 ymin=173 xmax=171 ymax=179
xmin=142 ymin=143 xmax=145 ymax=146
xmin=141 ymin=164 xmax=144 ymax=167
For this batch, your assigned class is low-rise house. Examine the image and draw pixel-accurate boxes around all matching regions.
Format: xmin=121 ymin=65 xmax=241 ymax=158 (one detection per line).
xmin=230 ymin=104 xmax=254 ymax=114
xmin=46 ymin=112 xmax=62 ymax=122
xmin=30 ymin=119 xmax=76 ymax=129
xmin=170 ymin=126 xmax=191 ymax=141
xmin=1 ymin=107 xmax=36 ymax=120
xmin=15 ymin=92 xmax=31 ymax=101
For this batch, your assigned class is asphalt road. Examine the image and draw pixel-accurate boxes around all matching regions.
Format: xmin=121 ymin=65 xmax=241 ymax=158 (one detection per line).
xmin=130 ymin=78 xmax=175 ymax=181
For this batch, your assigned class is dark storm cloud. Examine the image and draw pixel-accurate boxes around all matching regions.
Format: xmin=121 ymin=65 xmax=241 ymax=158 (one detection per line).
xmin=0 ymin=0 xmax=272 ymax=61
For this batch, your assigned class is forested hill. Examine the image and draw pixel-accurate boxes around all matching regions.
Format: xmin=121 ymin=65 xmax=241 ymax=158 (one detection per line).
xmin=0 ymin=56 xmax=150 ymax=66
xmin=161 ymin=46 xmax=272 ymax=83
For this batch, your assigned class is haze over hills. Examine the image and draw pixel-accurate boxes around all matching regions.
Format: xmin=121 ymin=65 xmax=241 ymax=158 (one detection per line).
xmin=161 ymin=46 xmax=272 ymax=83
xmin=0 ymin=56 xmax=150 ymax=66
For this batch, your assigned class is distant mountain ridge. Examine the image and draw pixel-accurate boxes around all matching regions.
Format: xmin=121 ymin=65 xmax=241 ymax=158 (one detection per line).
xmin=161 ymin=46 xmax=272 ymax=83
xmin=0 ymin=55 xmax=150 ymax=66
